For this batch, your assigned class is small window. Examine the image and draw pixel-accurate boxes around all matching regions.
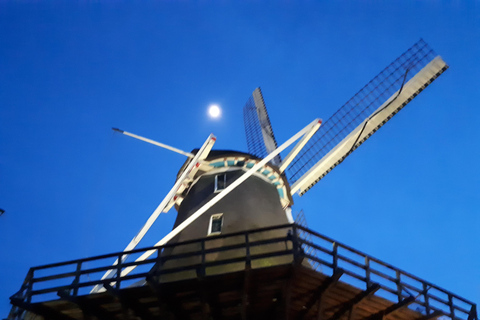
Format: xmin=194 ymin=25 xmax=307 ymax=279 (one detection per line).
xmin=214 ymin=173 xmax=227 ymax=192
xmin=208 ymin=214 xmax=223 ymax=235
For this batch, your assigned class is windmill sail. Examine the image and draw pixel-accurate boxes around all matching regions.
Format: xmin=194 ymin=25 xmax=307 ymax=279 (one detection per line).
xmin=243 ymin=87 xmax=282 ymax=166
xmin=288 ymin=39 xmax=448 ymax=195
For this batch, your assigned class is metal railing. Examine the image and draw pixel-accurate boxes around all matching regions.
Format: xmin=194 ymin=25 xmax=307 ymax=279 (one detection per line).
xmin=9 ymin=223 xmax=477 ymax=320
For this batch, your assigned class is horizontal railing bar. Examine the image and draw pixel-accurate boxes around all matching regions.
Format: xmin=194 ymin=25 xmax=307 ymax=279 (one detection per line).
xmin=303 ymin=253 xmax=334 ymax=269
xmin=297 ymin=224 xmax=477 ymax=306
xmin=32 ymin=235 xmax=291 ymax=283
xmin=452 ymin=306 xmax=472 ymax=316
xmin=32 ymin=257 xmax=157 ymax=283
xmin=368 ymin=268 xmax=398 ymax=284
xmin=340 ymin=268 xmax=367 ymax=283
xmin=31 ymin=223 xmax=295 ymax=271
xmin=300 ymin=233 xmax=475 ymax=316
xmin=32 ymin=240 xmax=293 ymax=289
xmin=298 ymin=238 xmax=334 ymax=255
xmin=336 ymin=253 xmax=368 ymax=270
xmin=376 ymin=285 xmax=401 ymax=297
xmin=427 ymin=294 xmax=456 ymax=310
xmin=161 ymin=235 xmax=291 ymax=261
xmin=32 ymin=249 xmax=296 ymax=297
xmin=31 ymin=272 xmax=150 ymax=296
xmin=303 ymin=255 xmax=426 ymax=305
xmin=159 ymin=249 xmax=295 ymax=275
xmin=397 ymin=281 xmax=424 ymax=295
xmin=14 ymin=222 xmax=475 ymax=320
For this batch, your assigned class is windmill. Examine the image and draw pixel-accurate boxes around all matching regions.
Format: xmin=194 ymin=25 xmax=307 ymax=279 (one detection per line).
xmin=9 ymin=40 xmax=477 ymax=320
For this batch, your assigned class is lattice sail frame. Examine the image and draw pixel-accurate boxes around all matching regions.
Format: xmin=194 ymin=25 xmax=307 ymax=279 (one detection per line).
xmin=287 ymin=39 xmax=448 ymax=195
xmin=243 ymin=87 xmax=282 ymax=166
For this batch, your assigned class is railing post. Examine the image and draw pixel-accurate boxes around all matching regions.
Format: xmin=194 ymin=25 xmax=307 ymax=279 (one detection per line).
xmin=73 ymin=261 xmax=82 ymax=296
xmin=198 ymin=238 xmax=206 ymax=278
xmin=468 ymin=304 xmax=477 ymax=320
xmin=365 ymin=257 xmax=371 ymax=288
xmin=423 ymin=283 xmax=430 ymax=315
xmin=116 ymin=253 xmax=123 ymax=290
xmin=448 ymin=294 xmax=455 ymax=320
xmin=332 ymin=242 xmax=338 ymax=273
xmin=245 ymin=232 xmax=251 ymax=270
xmin=292 ymin=225 xmax=302 ymax=264
xmin=396 ymin=270 xmax=402 ymax=302
xmin=25 ymin=269 xmax=34 ymax=303
xmin=157 ymin=247 xmax=164 ymax=268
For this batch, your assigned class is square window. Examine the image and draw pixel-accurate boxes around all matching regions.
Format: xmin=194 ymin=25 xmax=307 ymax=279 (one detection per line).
xmin=214 ymin=174 xmax=227 ymax=192
xmin=208 ymin=214 xmax=223 ymax=235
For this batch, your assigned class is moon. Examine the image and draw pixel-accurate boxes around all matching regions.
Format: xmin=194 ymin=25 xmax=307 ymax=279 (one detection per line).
xmin=208 ymin=104 xmax=221 ymax=118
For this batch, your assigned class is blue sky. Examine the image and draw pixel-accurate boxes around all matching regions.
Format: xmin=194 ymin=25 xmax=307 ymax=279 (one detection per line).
xmin=1 ymin=1 xmax=479 ymax=316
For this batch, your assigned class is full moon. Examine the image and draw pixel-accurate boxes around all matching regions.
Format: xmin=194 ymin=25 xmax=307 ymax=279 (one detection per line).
xmin=208 ymin=104 xmax=221 ymax=118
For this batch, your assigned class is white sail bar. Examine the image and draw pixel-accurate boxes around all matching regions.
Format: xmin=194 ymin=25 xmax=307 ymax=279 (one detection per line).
xmin=112 ymin=128 xmax=195 ymax=158
xmin=116 ymin=118 xmax=322 ymax=279
xmin=279 ymin=120 xmax=322 ymax=173
xmin=291 ymin=56 xmax=448 ymax=196
xmin=91 ymin=133 xmax=216 ymax=293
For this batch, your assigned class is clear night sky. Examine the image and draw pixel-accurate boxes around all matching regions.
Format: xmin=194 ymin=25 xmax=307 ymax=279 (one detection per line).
xmin=1 ymin=1 xmax=479 ymax=316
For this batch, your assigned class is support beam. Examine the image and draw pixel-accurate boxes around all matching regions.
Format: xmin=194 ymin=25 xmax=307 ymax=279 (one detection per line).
xmin=364 ymin=296 xmax=415 ymax=320
xmin=328 ymin=283 xmax=381 ymax=320
xmin=298 ymin=269 xmax=344 ymax=319
xmin=103 ymin=283 xmax=154 ymax=320
xmin=57 ymin=291 xmax=114 ymax=320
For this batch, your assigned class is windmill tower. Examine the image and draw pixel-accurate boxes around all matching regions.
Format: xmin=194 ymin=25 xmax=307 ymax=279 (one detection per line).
xmin=9 ymin=40 xmax=478 ymax=320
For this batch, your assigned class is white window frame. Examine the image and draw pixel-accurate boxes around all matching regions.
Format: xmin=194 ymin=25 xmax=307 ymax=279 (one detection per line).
xmin=214 ymin=173 xmax=227 ymax=192
xmin=208 ymin=213 xmax=224 ymax=236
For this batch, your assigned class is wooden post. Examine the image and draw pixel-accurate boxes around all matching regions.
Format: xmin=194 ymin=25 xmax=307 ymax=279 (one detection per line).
xmin=365 ymin=257 xmax=371 ymax=288
xmin=26 ymin=269 xmax=34 ymax=304
xmin=245 ymin=232 xmax=251 ymax=270
xmin=396 ymin=270 xmax=402 ymax=302
xmin=468 ymin=305 xmax=477 ymax=320
xmin=423 ymin=283 xmax=431 ymax=315
xmin=199 ymin=238 xmax=206 ymax=278
xmin=333 ymin=243 xmax=338 ymax=273
xmin=448 ymin=294 xmax=455 ymax=320
xmin=115 ymin=253 xmax=123 ymax=290
xmin=73 ymin=261 xmax=82 ymax=296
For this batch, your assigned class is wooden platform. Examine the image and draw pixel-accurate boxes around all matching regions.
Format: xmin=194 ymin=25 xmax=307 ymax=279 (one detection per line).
xmin=14 ymin=264 xmax=432 ymax=320
xmin=9 ymin=224 xmax=476 ymax=320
